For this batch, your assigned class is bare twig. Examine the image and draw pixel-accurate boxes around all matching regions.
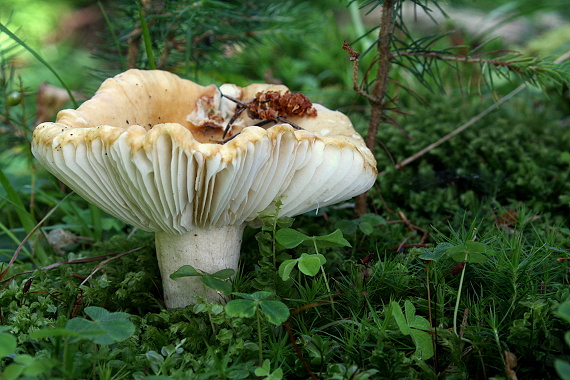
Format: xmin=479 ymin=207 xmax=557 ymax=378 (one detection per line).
xmin=365 ymin=0 xmax=395 ymax=151
xmin=79 ymin=247 xmax=143 ymax=286
xmin=393 ymin=83 xmax=526 ymax=171
xmin=398 ymin=51 xmax=530 ymax=71
xmin=342 ymin=41 xmax=377 ymax=103
xmin=389 ymin=49 xmax=570 ymax=173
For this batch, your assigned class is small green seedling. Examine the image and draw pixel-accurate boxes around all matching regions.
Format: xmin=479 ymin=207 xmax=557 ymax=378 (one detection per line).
xmin=334 ymin=213 xmax=387 ymax=236
xmin=170 ymin=265 xmax=235 ymax=296
xmin=390 ymin=300 xmax=434 ymax=360
xmin=275 ymin=228 xmax=349 ymax=280
xmin=30 ymin=306 xmax=135 ymax=346
xmin=445 ymin=241 xmax=495 ymax=263
xmin=275 ymin=228 xmax=349 ymax=308
xmin=254 ymin=359 xmax=284 ymax=379
xmin=225 ymin=291 xmax=289 ymax=326
xmin=145 ymin=339 xmax=186 ymax=376
xmin=275 ymin=228 xmax=351 ymax=250
xmin=225 ymin=291 xmax=289 ymax=365
xmin=278 ymin=253 xmax=326 ymax=281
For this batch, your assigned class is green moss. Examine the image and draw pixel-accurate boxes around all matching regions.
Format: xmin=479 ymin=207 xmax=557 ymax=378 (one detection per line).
xmin=378 ymin=91 xmax=570 ymax=227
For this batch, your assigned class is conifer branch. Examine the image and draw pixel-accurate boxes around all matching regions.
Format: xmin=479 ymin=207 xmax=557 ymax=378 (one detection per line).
xmin=396 ymin=50 xmax=570 ymax=89
xmin=346 ymin=0 xmax=570 ymax=216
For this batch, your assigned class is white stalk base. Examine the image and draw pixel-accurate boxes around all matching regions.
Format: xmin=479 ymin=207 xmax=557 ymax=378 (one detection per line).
xmin=155 ymin=225 xmax=245 ymax=308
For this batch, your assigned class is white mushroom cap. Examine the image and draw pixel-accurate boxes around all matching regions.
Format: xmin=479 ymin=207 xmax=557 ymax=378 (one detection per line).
xmin=32 ymin=69 xmax=378 ymax=234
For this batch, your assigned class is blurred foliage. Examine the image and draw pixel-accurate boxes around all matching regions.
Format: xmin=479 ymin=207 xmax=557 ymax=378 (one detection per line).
xmin=1 ymin=0 xmax=99 ymax=90
xmin=92 ymin=0 xmax=320 ymax=82
xmin=527 ymin=24 xmax=570 ymax=56
xmin=0 ymin=0 xmax=76 ymax=47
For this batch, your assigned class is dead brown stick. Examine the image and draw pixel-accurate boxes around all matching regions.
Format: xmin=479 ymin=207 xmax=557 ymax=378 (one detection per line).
xmin=392 ymin=83 xmax=526 ymax=172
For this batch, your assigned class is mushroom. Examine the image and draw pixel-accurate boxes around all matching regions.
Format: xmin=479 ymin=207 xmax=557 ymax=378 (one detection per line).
xmin=32 ymin=69 xmax=378 ymax=308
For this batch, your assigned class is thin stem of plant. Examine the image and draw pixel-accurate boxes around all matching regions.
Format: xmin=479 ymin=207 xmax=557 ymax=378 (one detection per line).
xmin=366 ymin=0 xmax=394 ymax=149
xmin=98 ymin=1 xmax=126 ymax=71
xmin=313 ymin=239 xmax=335 ymax=314
xmin=398 ymin=50 xmax=542 ymax=71
xmin=426 ymin=262 xmax=438 ymax=370
xmin=0 ymin=23 xmax=77 ymax=107
xmin=284 ymin=321 xmax=320 ymax=380
xmin=426 ymin=264 xmax=433 ymax=328
xmin=453 ymin=256 xmax=468 ymax=335
xmin=257 ymin=310 xmax=263 ymax=366
xmin=137 ymin=2 xmax=156 ymax=70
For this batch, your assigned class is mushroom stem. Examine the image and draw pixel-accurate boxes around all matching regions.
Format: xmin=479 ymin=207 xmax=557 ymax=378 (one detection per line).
xmin=155 ymin=225 xmax=245 ymax=308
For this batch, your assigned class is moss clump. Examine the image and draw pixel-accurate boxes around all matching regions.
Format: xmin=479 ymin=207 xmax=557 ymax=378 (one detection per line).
xmin=378 ymin=92 xmax=570 ymax=226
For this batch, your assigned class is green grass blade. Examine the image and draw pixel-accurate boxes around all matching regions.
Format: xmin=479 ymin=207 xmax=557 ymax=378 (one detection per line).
xmin=0 ymin=222 xmax=31 ymax=259
xmin=0 ymin=168 xmax=37 ymax=233
xmin=137 ymin=2 xmax=156 ymax=70
xmin=0 ymin=22 xmax=77 ymax=107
